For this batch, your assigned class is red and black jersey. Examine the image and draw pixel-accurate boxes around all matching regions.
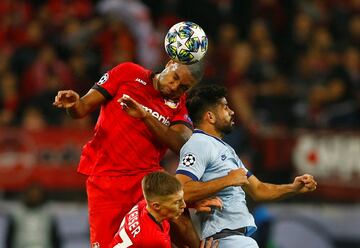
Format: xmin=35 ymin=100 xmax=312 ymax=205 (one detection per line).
xmin=109 ymin=200 xmax=171 ymax=248
xmin=78 ymin=62 xmax=192 ymax=176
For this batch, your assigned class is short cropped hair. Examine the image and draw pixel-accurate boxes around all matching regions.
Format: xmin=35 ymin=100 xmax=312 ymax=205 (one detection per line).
xmin=183 ymin=61 xmax=205 ymax=83
xmin=142 ymin=171 xmax=182 ymax=201
xmin=186 ymin=84 xmax=227 ymax=126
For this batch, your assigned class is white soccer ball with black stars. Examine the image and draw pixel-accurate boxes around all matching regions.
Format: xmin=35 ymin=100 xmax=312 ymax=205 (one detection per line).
xmin=164 ymin=21 xmax=208 ymax=64
xmin=182 ymin=153 xmax=196 ymax=167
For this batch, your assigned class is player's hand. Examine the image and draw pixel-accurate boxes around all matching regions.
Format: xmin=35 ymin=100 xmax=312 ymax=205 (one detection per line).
xmin=193 ymin=197 xmax=223 ymax=213
xmin=53 ymin=90 xmax=80 ymax=108
xmin=118 ymin=94 xmax=148 ymax=119
xmin=200 ymin=237 xmax=219 ymax=248
xmin=293 ymin=174 xmax=317 ymax=193
xmin=227 ymin=168 xmax=249 ymax=187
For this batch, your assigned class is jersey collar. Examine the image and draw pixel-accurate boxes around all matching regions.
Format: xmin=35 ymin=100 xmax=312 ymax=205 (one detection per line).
xmin=147 ymin=212 xmax=164 ymax=232
xmin=193 ymin=129 xmax=226 ymax=145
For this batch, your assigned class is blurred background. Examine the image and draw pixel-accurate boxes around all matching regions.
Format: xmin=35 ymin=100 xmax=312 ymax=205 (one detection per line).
xmin=0 ymin=0 xmax=359 ymax=247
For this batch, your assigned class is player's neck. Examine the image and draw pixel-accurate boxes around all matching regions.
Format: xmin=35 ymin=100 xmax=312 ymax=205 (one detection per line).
xmin=152 ymin=74 xmax=160 ymax=91
xmin=196 ymin=125 xmax=223 ymax=139
xmin=146 ymin=206 xmax=165 ymax=223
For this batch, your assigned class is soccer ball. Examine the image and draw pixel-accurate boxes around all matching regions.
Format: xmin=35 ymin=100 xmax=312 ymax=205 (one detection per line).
xmin=164 ymin=21 xmax=208 ymax=64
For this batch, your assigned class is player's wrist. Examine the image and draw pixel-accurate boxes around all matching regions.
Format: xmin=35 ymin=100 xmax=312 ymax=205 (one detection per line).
xmin=224 ymin=175 xmax=236 ymax=187
xmin=65 ymin=100 xmax=80 ymax=118
xmin=288 ymin=183 xmax=300 ymax=194
xmin=140 ymin=110 xmax=150 ymax=119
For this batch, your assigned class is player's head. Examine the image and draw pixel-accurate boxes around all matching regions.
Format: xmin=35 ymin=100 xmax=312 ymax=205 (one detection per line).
xmin=142 ymin=171 xmax=186 ymax=221
xmin=186 ymin=84 xmax=234 ymax=135
xmin=154 ymin=60 xmax=204 ymax=100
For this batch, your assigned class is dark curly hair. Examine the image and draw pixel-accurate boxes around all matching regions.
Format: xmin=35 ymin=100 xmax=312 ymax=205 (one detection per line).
xmin=186 ymin=84 xmax=227 ymax=126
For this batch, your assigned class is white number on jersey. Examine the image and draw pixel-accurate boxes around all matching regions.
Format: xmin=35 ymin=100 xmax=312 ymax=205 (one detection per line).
xmin=113 ymin=228 xmax=133 ymax=248
xmin=113 ymin=218 xmax=133 ymax=248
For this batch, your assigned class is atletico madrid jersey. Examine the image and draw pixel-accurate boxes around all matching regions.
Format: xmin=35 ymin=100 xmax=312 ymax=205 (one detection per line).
xmin=109 ymin=200 xmax=171 ymax=248
xmin=77 ymin=62 xmax=192 ymax=176
xmin=78 ymin=62 xmax=191 ymax=176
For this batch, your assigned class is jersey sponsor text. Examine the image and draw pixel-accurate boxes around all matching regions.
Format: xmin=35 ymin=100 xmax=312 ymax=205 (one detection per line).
xmin=142 ymin=105 xmax=171 ymax=126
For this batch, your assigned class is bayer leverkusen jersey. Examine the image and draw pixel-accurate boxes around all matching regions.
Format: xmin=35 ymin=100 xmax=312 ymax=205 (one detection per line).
xmin=110 ymin=200 xmax=171 ymax=248
xmin=77 ymin=62 xmax=192 ymax=176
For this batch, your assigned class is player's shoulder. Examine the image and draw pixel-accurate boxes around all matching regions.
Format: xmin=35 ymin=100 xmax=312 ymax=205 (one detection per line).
xmin=190 ymin=131 xmax=217 ymax=143
xmin=182 ymin=131 xmax=214 ymax=150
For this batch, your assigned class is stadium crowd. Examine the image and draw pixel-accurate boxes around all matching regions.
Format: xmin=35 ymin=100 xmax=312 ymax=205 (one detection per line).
xmin=0 ymin=0 xmax=359 ymax=133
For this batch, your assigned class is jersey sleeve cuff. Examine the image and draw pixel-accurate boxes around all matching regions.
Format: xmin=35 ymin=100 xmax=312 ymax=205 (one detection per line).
xmin=92 ymin=84 xmax=112 ymax=100
xmin=246 ymin=171 xmax=253 ymax=178
xmin=176 ymin=170 xmax=199 ymax=181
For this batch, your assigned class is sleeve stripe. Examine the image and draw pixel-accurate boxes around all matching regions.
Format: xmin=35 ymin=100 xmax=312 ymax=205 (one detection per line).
xmin=246 ymin=171 xmax=253 ymax=178
xmin=176 ymin=170 xmax=199 ymax=181
xmin=92 ymin=84 xmax=112 ymax=100
xmin=170 ymin=120 xmax=193 ymax=130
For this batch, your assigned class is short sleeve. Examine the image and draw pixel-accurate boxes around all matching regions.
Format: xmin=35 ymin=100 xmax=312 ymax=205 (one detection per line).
xmin=176 ymin=138 xmax=210 ymax=181
xmin=238 ymin=159 xmax=252 ymax=177
xmin=92 ymin=63 xmax=131 ymax=100
xmin=170 ymin=96 xmax=193 ymax=129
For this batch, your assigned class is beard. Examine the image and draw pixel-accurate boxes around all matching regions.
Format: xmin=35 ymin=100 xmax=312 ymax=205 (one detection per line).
xmin=222 ymin=124 xmax=234 ymax=135
xmin=216 ymin=119 xmax=234 ymax=135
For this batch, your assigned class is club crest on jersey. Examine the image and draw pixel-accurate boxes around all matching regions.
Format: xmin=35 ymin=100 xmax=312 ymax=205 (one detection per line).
xmin=182 ymin=153 xmax=196 ymax=167
xmin=164 ymin=99 xmax=179 ymax=109
xmin=184 ymin=114 xmax=192 ymax=124
xmin=97 ymin=73 xmax=109 ymax=85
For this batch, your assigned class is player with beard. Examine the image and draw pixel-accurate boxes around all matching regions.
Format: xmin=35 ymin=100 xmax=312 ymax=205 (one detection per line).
xmin=175 ymin=84 xmax=318 ymax=248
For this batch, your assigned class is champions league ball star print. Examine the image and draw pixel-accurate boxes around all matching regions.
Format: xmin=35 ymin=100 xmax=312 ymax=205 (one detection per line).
xmin=182 ymin=153 xmax=196 ymax=167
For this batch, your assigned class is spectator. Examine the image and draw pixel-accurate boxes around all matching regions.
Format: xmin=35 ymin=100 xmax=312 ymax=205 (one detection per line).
xmin=8 ymin=184 xmax=60 ymax=248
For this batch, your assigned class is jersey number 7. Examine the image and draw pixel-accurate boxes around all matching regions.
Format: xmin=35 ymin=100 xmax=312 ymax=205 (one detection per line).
xmin=113 ymin=218 xmax=133 ymax=248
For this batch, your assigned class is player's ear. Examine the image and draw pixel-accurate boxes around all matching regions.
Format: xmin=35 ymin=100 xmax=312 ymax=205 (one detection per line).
xmin=206 ymin=111 xmax=216 ymax=124
xmin=151 ymin=201 xmax=161 ymax=211
xmin=165 ymin=60 xmax=176 ymax=68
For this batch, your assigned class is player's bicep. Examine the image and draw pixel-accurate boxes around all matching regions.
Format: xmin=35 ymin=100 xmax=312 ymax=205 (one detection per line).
xmin=176 ymin=174 xmax=194 ymax=185
xmin=81 ymin=89 xmax=106 ymax=108
xmin=169 ymin=123 xmax=193 ymax=141
xmin=242 ymin=174 xmax=262 ymax=199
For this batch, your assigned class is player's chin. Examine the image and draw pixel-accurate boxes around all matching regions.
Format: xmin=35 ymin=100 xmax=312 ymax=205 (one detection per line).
xmin=164 ymin=94 xmax=180 ymax=101
xmin=161 ymin=89 xmax=180 ymax=100
xmin=171 ymin=211 xmax=184 ymax=220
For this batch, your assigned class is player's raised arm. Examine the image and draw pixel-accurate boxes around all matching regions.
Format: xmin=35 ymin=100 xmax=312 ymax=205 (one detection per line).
xmin=119 ymin=94 xmax=192 ymax=153
xmin=176 ymin=168 xmax=249 ymax=203
xmin=53 ymin=89 xmax=106 ymax=118
xmin=243 ymin=173 xmax=317 ymax=202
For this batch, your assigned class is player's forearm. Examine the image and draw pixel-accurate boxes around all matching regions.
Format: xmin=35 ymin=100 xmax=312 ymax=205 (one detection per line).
xmin=66 ymin=89 xmax=105 ymax=119
xmin=170 ymin=210 xmax=200 ymax=248
xmin=181 ymin=177 xmax=230 ymax=203
xmin=250 ymin=182 xmax=297 ymax=202
xmin=142 ymin=115 xmax=187 ymax=153
xmin=66 ymin=99 xmax=91 ymax=118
